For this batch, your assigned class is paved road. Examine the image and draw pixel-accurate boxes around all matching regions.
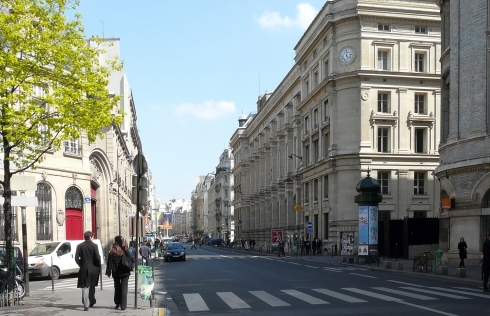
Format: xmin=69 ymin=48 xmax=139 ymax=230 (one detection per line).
xmin=153 ymin=246 xmax=489 ymax=316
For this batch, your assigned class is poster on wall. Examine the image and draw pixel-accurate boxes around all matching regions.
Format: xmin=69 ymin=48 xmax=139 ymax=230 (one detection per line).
xmin=358 ymin=206 xmax=369 ymax=244
xmin=368 ymin=206 xmax=378 ymax=245
xmin=341 ymin=232 xmax=354 ymax=255
xmin=271 ymin=229 xmax=283 ymax=246
xmin=358 ymin=245 xmax=368 ymax=255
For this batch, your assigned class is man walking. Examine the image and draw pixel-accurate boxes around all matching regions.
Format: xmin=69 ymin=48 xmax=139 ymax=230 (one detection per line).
xmin=75 ymin=231 xmax=101 ymax=311
xmin=483 ymin=234 xmax=490 ymax=292
xmin=191 ymin=239 xmax=197 ymax=249
xmin=140 ymin=242 xmax=151 ymax=266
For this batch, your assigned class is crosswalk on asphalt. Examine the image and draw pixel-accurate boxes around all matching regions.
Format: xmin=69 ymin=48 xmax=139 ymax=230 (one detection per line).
xmin=176 ymin=284 xmax=488 ymax=312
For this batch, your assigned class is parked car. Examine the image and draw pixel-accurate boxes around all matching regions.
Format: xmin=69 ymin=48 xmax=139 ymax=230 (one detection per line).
xmin=0 ymin=246 xmax=24 ymax=274
xmin=182 ymin=237 xmax=189 ymax=243
xmin=163 ymin=242 xmax=186 ymax=262
xmin=28 ymin=239 xmax=105 ymax=279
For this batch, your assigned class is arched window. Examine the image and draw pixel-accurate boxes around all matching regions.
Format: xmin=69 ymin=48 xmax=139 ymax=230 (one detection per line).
xmin=36 ymin=182 xmax=52 ymax=240
xmin=0 ymin=185 xmax=18 ymax=241
xmin=482 ymin=189 xmax=490 ymax=208
xmin=65 ymin=186 xmax=83 ymax=209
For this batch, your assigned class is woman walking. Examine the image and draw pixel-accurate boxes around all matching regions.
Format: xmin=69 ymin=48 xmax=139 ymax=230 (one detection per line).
xmin=458 ymin=237 xmax=468 ymax=268
xmin=106 ymin=236 xmax=131 ymax=310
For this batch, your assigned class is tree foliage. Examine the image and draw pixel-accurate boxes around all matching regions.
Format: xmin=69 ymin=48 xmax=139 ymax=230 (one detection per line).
xmin=0 ymin=0 xmax=123 ymax=280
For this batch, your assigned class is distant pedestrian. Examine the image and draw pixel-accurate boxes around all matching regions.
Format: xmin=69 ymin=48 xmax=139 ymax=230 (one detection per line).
xmin=278 ymin=239 xmax=285 ymax=257
xmin=252 ymin=239 xmax=256 ymax=250
xmin=483 ymin=234 xmax=490 ymax=292
xmin=128 ymin=241 xmax=136 ymax=269
xmin=458 ymin=237 xmax=468 ymax=268
xmin=75 ymin=231 xmax=101 ymax=311
xmin=312 ymin=238 xmax=317 ymax=256
xmin=191 ymin=240 xmax=197 ymax=249
xmin=140 ymin=242 xmax=151 ymax=266
xmin=245 ymin=240 xmax=250 ymax=251
xmin=317 ymin=239 xmax=322 ymax=255
xmin=106 ymin=236 xmax=131 ymax=310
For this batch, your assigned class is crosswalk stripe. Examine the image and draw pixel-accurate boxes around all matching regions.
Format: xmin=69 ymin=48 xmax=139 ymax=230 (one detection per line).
xmin=372 ymin=287 xmax=437 ymax=300
xmin=249 ymin=291 xmax=290 ymax=306
xmin=399 ymin=287 xmax=472 ymax=299
xmin=312 ymin=288 xmax=367 ymax=303
xmin=342 ymin=288 xmax=402 ymax=301
xmin=281 ymin=289 xmax=329 ymax=304
xmin=387 ymin=280 xmax=425 ymax=287
xmin=217 ymin=292 xmax=251 ymax=309
xmin=349 ymin=273 xmax=377 ymax=278
xmin=183 ymin=293 xmax=209 ymax=311
xmin=453 ymin=287 xmax=481 ymax=292
xmin=429 ymin=287 xmax=490 ymax=298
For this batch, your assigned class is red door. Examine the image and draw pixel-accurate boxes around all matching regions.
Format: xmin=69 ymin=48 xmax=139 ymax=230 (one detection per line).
xmin=91 ymin=201 xmax=97 ymax=239
xmin=66 ymin=209 xmax=83 ymax=240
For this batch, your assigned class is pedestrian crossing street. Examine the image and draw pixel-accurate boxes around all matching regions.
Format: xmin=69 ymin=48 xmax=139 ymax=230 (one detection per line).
xmin=39 ymin=276 xmax=138 ymax=292
xmin=174 ymin=281 xmax=489 ymax=313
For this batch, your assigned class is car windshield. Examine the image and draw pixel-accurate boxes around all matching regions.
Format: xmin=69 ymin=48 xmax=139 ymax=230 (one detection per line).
xmin=167 ymin=243 xmax=183 ymax=251
xmin=29 ymin=242 xmax=60 ymax=256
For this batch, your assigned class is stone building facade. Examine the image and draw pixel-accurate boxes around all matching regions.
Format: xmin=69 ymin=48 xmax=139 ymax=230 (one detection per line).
xmin=231 ymin=0 xmax=442 ymax=253
xmin=0 ymin=38 xmax=156 ymax=256
xmin=435 ymin=0 xmax=490 ymax=265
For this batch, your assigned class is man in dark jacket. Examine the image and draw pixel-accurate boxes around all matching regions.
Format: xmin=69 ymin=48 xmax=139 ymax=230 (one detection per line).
xmin=483 ymin=234 xmax=490 ymax=292
xmin=140 ymin=242 xmax=151 ymax=266
xmin=75 ymin=231 xmax=101 ymax=311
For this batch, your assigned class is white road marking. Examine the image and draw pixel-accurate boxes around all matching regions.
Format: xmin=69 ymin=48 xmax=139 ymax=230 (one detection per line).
xmin=343 ymin=288 xmax=402 ymax=301
xmin=249 ymin=291 xmax=291 ymax=306
xmin=349 ymin=273 xmax=377 ymax=278
xmin=312 ymin=288 xmax=367 ymax=303
xmin=282 ymin=289 xmax=329 ymax=304
xmin=399 ymin=287 xmax=472 ymax=299
xmin=429 ymin=287 xmax=490 ymax=298
xmin=183 ymin=293 xmax=209 ymax=311
xmin=372 ymin=287 xmax=438 ymax=300
xmin=217 ymin=292 xmax=251 ymax=309
xmin=387 ymin=280 xmax=426 ymax=287
xmin=397 ymin=301 xmax=460 ymax=316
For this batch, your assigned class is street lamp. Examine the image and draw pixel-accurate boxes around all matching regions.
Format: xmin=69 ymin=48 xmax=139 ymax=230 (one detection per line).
xmin=288 ymin=154 xmax=302 ymax=160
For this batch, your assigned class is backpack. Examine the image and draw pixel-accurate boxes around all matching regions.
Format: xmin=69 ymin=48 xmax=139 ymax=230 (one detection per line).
xmin=120 ymin=251 xmax=133 ymax=272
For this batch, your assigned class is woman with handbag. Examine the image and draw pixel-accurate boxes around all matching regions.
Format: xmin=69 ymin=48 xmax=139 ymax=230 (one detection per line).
xmin=458 ymin=237 xmax=468 ymax=268
xmin=105 ymin=236 xmax=131 ymax=310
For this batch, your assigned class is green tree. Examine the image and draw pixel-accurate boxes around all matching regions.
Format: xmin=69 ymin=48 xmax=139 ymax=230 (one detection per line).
xmin=0 ymin=0 xmax=123 ymax=276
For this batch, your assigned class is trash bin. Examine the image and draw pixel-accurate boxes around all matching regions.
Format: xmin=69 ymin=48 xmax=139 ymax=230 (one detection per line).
xmin=137 ymin=265 xmax=154 ymax=301
xmin=434 ymin=250 xmax=443 ymax=274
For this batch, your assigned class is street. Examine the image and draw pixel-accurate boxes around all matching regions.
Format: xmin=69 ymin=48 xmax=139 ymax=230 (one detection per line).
xmin=153 ymin=247 xmax=490 ymax=316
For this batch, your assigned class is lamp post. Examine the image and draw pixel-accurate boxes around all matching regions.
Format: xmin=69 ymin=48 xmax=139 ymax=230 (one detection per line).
xmin=288 ymin=154 xmax=302 ymax=160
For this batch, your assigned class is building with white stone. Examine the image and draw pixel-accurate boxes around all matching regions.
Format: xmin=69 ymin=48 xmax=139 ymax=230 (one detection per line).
xmin=231 ymin=0 xmax=441 ymax=254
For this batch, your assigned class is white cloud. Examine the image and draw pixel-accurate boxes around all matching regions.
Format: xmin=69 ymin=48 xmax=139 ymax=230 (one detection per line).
xmin=258 ymin=3 xmax=318 ymax=31
xmin=174 ymin=100 xmax=236 ymax=120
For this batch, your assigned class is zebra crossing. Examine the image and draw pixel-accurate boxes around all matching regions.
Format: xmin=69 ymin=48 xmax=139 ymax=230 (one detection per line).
xmin=173 ymin=283 xmax=489 ymax=313
xmin=39 ymin=276 xmax=137 ymax=291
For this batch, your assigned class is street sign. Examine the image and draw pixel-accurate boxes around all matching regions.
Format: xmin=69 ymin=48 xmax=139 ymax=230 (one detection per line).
xmin=84 ymin=196 xmax=91 ymax=203
xmin=306 ymin=221 xmax=313 ymax=234
xmin=11 ymin=175 xmax=36 ymax=191
xmin=133 ymin=153 xmax=148 ymax=175
xmin=0 ymin=196 xmax=38 ymax=207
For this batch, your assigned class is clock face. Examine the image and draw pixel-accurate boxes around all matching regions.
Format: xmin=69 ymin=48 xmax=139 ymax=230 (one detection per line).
xmin=340 ymin=47 xmax=354 ymax=63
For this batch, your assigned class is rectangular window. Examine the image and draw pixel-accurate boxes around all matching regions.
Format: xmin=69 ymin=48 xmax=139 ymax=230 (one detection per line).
xmin=413 ymin=211 xmax=427 ymax=218
xmin=36 ymin=183 xmax=52 ymax=241
xmin=378 ymin=93 xmax=390 ymax=113
xmin=414 ymin=94 xmax=425 ymax=114
xmin=323 ymin=175 xmax=329 ymax=199
xmin=377 ymin=171 xmax=389 ymax=195
xmin=378 ymin=50 xmax=388 ymax=70
xmin=415 ymin=53 xmax=425 ymax=72
xmin=415 ymin=128 xmax=425 ymax=153
xmin=314 ymin=179 xmax=318 ymax=202
xmin=323 ymin=99 xmax=329 ymax=122
xmin=324 ymin=59 xmax=329 ymax=79
xmin=379 ymin=211 xmax=391 ymax=221
xmin=378 ymin=24 xmax=390 ymax=31
xmin=323 ymin=131 xmax=330 ymax=157
xmin=303 ymin=79 xmax=309 ymax=98
xmin=415 ymin=26 xmax=426 ymax=34
xmin=305 ymin=144 xmax=310 ymax=165
xmin=304 ymin=182 xmax=309 ymax=203
xmin=313 ymin=109 xmax=318 ymax=128
xmin=304 ymin=116 xmax=309 ymax=135
xmin=313 ymin=139 xmax=319 ymax=163
xmin=414 ymin=172 xmax=425 ymax=195
xmin=324 ymin=212 xmax=329 ymax=239
xmin=313 ymin=71 xmax=318 ymax=88
xmin=64 ymin=139 xmax=80 ymax=155
xmin=377 ymin=127 xmax=389 ymax=153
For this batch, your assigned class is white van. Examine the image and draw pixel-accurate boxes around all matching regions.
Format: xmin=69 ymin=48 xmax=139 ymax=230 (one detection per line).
xmin=28 ymin=239 xmax=105 ymax=279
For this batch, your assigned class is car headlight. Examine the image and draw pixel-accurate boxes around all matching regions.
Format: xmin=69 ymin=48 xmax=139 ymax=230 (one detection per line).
xmin=180 ymin=252 xmax=185 ymax=255
xmin=35 ymin=259 xmax=47 ymax=267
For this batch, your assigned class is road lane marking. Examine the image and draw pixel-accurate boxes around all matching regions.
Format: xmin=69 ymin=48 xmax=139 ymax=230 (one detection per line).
xmin=217 ymin=292 xmax=251 ymax=309
xmin=281 ymin=289 xmax=329 ymax=304
xmin=397 ymin=301 xmax=460 ymax=316
xmin=399 ymin=287 xmax=471 ymax=299
xmin=349 ymin=273 xmax=377 ymax=278
xmin=372 ymin=287 xmax=438 ymax=300
xmin=429 ymin=287 xmax=490 ymax=298
xmin=312 ymin=288 xmax=367 ymax=303
xmin=342 ymin=288 xmax=402 ymax=301
xmin=304 ymin=265 xmax=319 ymax=268
xmin=249 ymin=291 xmax=291 ymax=306
xmin=453 ymin=287 xmax=481 ymax=292
xmin=387 ymin=280 xmax=425 ymax=287
xmin=183 ymin=293 xmax=209 ymax=311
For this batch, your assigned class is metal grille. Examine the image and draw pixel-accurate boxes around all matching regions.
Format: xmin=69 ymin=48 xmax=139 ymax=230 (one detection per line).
xmin=35 ymin=183 xmax=52 ymax=240
xmin=65 ymin=186 xmax=83 ymax=209
xmin=0 ymin=187 xmax=18 ymax=241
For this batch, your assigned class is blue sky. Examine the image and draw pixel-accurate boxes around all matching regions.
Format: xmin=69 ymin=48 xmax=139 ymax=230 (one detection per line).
xmin=76 ymin=1 xmax=326 ymax=202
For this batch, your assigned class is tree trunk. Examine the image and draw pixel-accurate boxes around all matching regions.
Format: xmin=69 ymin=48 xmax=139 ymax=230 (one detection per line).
xmin=2 ymin=140 xmax=14 ymax=290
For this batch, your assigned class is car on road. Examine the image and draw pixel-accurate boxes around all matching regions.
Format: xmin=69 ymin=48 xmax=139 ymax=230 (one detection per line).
xmin=163 ymin=242 xmax=186 ymax=262
xmin=183 ymin=237 xmax=189 ymax=243
xmin=0 ymin=246 xmax=24 ymax=274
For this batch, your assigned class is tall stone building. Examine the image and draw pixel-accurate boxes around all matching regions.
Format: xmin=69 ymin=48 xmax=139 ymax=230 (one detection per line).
xmin=435 ymin=0 xmax=490 ymax=264
xmin=231 ymin=0 xmax=441 ymax=253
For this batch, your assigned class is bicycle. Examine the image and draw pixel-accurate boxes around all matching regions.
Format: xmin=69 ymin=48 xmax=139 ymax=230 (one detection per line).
xmin=413 ymin=251 xmax=432 ymax=273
